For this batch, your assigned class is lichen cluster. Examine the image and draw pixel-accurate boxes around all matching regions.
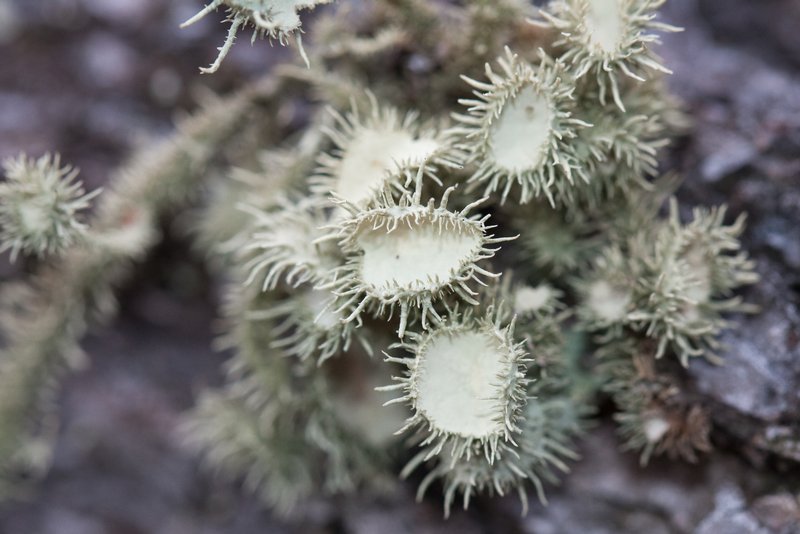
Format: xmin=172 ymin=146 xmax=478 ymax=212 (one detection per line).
xmin=0 ymin=0 xmax=758 ymax=519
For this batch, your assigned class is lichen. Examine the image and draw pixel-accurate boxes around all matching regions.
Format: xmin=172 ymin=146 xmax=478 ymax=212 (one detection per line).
xmin=182 ymin=0 xmax=333 ymax=72
xmin=0 ymin=153 xmax=99 ymax=261
xmin=454 ymin=48 xmax=592 ymax=205
xmin=318 ymin=173 xmax=515 ymax=337
xmin=379 ymin=304 xmax=530 ymax=466
xmin=0 ymin=0 xmax=761 ymax=519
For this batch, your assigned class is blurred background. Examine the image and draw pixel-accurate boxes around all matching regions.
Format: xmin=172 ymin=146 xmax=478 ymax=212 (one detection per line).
xmin=0 ymin=0 xmax=798 ymax=532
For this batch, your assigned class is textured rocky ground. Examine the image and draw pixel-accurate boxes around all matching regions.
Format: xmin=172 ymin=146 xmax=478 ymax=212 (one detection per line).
xmin=0 ymin=0 xmax=798 ymax=532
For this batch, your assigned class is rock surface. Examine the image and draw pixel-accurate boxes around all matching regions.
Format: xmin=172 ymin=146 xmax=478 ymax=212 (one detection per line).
xmin=0 ymin=0 xmax=799 ymax=532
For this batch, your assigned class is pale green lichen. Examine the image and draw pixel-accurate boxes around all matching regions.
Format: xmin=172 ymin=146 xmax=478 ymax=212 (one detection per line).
xmin=311 ymin=94 xmax=461 ymax=209
xmin=0 ymin=153 xmax=99 ymax=261
xmin=406 ymin=373 xmax=585 ymax=517
xmin=182 ymin=0 xmax=333 ymax=72
xmin=628 ymin=199 xmax=758 ymax=365
xmin=0 ymin=0 xmax=762 ymax=519
xmin=318 ymin=172 xmax=515 ymax=337
xmin=379 ymin=304 xmax=530 ymax=466
xmin=242 ymin=196 xmax=341 ymax=291
xmin=532 ymin=0 xmax=681 ymax=110
xmin=454 ymin=48 xmax=592 ymax=205
xmin=248 ymin=285 xmax=361 ymax=364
